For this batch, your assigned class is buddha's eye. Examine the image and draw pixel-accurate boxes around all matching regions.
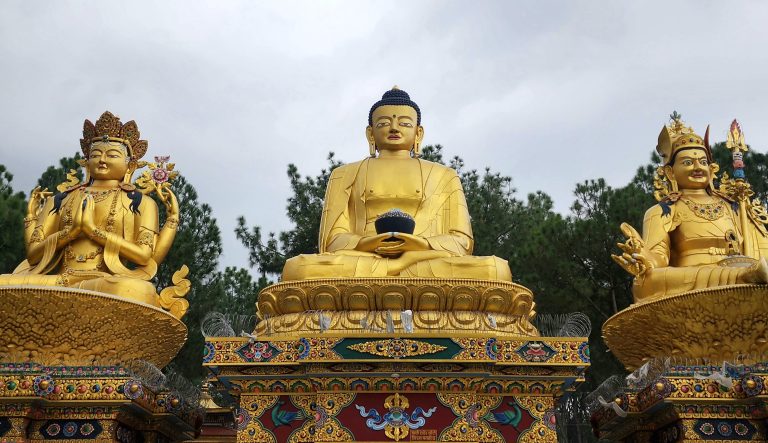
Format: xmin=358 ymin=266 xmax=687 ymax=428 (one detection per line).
xmin=376 ymin=121 xmax=390 ymax=128
xmin=700 ymin=159 xmax=708 ymax=166
xmin=400 ymin=122 xmax=413 ymax=128
xmin=682 ymin=160 xmax=693 ymax=166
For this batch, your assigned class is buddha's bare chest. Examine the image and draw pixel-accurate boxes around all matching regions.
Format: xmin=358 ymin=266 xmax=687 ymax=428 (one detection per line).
xmin=365 ymin=159 xmax=423 ymax=197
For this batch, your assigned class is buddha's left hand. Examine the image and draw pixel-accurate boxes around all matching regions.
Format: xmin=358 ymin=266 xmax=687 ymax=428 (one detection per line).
xmin=375 ymin=233 xmax=430 ymax=256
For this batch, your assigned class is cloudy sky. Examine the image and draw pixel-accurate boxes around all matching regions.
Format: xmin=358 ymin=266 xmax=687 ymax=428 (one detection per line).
xmin=2 ymin=1 xmax=768 ymax=271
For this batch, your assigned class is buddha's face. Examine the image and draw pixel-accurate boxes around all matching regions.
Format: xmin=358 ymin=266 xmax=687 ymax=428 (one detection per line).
xmin=87 ymin=141 xmax=129 ymax=181
xmin=366 ymin=105 xmax=424 ymax=153
xmin=669 ymin=148 xmax=711 ymax=190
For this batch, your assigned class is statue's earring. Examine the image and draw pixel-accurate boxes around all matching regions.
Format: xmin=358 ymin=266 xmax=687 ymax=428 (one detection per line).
xmin=369 ymin=141 xmax=376 ymax=158
xmin=709 ymin=163 xmax=720 ymax=193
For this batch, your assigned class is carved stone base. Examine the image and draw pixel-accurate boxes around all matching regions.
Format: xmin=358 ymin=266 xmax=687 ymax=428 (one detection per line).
xmin=0 ymin=286 xmax=187 ymax=367
xmin=257 ymin=310 xmax=538 ymax=337
xmin=258 ymin=278 xmax=536 ymax=318
xmin=602 ymin=284 xmax=768 ymax=370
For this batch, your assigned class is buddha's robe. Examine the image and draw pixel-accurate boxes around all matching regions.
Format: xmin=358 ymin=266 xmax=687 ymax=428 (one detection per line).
xmin=282 ymin=158 xmax=512 ymax=280
xmin=0 ymin=188 xmax=159 ymax=305
xmin=633 ymin=195 xmax=768 ymax=302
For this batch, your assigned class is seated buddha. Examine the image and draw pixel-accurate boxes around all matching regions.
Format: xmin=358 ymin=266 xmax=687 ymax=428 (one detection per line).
xmin=613 ymin=115 xmax=768 ymax=302
xmin=282 ymin=87 xmax=511 ymax=281
xmin=0 ymin=111 xmax=179 ymax=306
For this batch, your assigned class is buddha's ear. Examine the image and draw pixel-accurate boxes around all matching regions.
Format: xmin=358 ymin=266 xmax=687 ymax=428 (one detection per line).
xmin=416 ymin=125 xmax=424 ymax=144
xmin=366 ymin=126 xmax=376 ymax=157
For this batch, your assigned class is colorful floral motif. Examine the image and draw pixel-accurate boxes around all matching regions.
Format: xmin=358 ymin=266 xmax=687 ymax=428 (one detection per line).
xmin=515 ymin=342 xmax=556 ymax=363
xmin=235 ymin=341 xmax=278 ymax=362
xmin=62 ymin=421 xmax=77 ymax=437
xmin=203 ymin=342 xmax=216 ymax=363
xmin=33 ymin=374 xmax=55 ymax=396
xmin=485 ymin=338 xmax=498 ymax=360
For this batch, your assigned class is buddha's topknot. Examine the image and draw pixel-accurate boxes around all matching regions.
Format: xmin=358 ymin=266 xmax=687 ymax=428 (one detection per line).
xmin=368 ymin=86 xmax=421 ymax=126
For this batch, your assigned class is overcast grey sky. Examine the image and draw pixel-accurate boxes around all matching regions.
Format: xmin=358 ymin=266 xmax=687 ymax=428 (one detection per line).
xmin=2 ymin=1 xmax=768 ymax=271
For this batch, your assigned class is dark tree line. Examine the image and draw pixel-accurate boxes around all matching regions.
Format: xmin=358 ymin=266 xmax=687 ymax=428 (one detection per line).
xmin=2 ymin=138 xmax=767 ymax=394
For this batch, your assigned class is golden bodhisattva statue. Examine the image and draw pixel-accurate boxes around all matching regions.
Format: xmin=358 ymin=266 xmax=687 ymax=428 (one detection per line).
xmin=282 ymin=87 xmax=511 ymax=281
xmin=0 ymin=111 xmax=185 ymax=310
xmin=613 ymin=115 xmax=768 ymax=303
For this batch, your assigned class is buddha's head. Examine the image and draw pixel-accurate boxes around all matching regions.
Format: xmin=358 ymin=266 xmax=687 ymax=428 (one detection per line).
xmin=80 ymin=111 xmax=149 ymax=184
xmin=657 ymin=115 xmax=718 ymax=191
xmin=87 ymin=140 xmax=130 ymax=181
xmin=366 ymin=87 xmax=424 ymax=157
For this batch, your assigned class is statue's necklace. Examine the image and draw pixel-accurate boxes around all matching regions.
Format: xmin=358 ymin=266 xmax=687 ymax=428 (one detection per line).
xmin=85 ymin=187 xmax=117 ymax=204
xmin=103 ymin=190 xmax=119 ymax=233
xmin=681 ymin=197 xmax=726 ymax=221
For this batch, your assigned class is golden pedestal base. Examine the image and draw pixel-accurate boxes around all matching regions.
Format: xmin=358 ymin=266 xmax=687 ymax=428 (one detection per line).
xmin=0 ymin=285 xmax=187 ymax=367
xmin=0 ymin=286 xmax=198 ymax=442
xmin=603 ymin=284 xmax=768 ymax=370
xmin=257 ymin=277 xmax=538 ymax=337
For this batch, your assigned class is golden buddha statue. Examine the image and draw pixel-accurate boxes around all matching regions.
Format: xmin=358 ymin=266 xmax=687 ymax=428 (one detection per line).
xmin=0 ymin=111 xmax=180 ymax=307
xmin=282 ymin=87 xmax=511 ymax=281
xmin=612 ymin=115 xmax=768 ymax=303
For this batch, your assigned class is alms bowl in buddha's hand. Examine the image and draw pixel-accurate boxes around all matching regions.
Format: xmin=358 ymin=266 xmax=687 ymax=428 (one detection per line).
xmin=375 ymin=209 xmax=416 ymax=238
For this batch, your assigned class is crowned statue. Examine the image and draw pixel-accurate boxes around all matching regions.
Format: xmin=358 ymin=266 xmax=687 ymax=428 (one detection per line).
xmin=0 ymin=111 xmax=187 ymax=313
xmin=282 ymin=87 xmax=512 ymax=281
xmin=612 ymin=114 xmax=768 ymax=303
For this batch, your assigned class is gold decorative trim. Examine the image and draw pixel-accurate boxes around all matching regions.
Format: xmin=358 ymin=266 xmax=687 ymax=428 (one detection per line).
xmin=256 ymin=310 xmax=538 ymax=337
xmin=258 ymin=277 xmax=535 ymax=318
xmin=603 ymin=284 xmax=768 ymax=370
xmin=0 ymin=286 xmax=187 ymax=367
xmin=347 ymin=339 xmax=447 ymax=358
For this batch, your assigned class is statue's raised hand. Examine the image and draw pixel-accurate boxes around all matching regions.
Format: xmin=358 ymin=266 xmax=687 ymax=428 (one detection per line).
xmin=159 ymin=187 xmax=180 ymax=228
xmin=612 ymin=222 xmax=653 ymax=277
xmin=27 ymin=186 xmax=52 ymax=218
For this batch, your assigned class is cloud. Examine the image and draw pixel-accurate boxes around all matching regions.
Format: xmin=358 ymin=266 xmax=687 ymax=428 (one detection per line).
xmin=1 ymin=1 xmax=767 ymax=270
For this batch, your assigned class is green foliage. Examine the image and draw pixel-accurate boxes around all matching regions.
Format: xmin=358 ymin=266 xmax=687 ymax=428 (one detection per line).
xmin=235 ymin=153 xmax=342 ymax=277
xmin=36 ymin=153 xmax=82 ymax=192
xmin=712 ymin=141 xmax=768 ymax=204
xmin=156 ymin=175 xmax=262 ymax=383
xmin=0 ymin=165 xmax=27 ymax=273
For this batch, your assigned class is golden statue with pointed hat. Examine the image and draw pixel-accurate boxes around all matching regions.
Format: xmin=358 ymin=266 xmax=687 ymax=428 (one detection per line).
xmin=604 ymin=114 xmax=768 ymax=369
xmin=282 ymin=87 xmax=512 ymax=281
xmin=612 ymin=113 xmax=768 ymax=303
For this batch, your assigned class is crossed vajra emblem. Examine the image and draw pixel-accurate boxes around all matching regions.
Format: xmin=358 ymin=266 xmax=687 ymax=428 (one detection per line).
xmin=355 ymin=393 xmax=436 ymax=441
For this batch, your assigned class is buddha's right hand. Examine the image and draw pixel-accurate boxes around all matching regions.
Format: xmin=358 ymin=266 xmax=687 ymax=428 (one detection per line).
xmin=356 ymin=233 xmax=402 ymax=254
xmin=612 ymin=223 xmax=653 ymax=277
xmin=27 ymin=186 xmax=52 ymax=218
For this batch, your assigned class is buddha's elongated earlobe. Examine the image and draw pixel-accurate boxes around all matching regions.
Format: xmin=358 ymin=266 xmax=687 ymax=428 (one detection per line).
xmin=413 ymin=141 xmax=421 ymax=158
xmin=369 ymin=141 xmax=376 ymax=158
xmin=664 ymin=165 xmax=679 ymax=193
